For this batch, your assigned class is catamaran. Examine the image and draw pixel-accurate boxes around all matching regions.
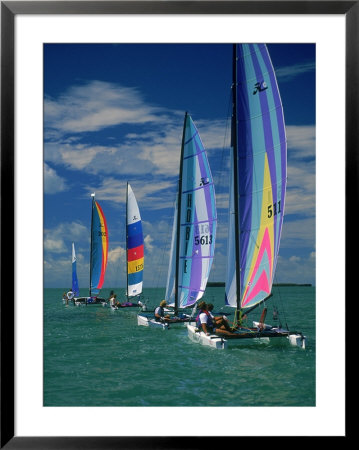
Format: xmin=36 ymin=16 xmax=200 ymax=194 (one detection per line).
xmin=138 ymin=113 xmax=217 ymax=329
xmin=187 ymin=44 xmax=306 ymax=349
xmin=62 ymin=242 xmax=80 ymax=305
xmin=74 ymin=193 xmax=108 ymax=306
xmin=110 ymin=183 xmax=145 ymax=311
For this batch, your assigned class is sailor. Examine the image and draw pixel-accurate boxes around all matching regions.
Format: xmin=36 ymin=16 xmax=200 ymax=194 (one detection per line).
xmin=207 ymin=303 xmax=234 ymax=332
xmin=109 ymin=294 xmax=116 ymax=307
xmin=196 ymin=302 xmax=238 ymax=336
xmin=154 ymin=300 xmax=171 ymax=323
xmin=196 ymin=302 xmax=215 ymax=336
xmin=66 ymin=289 xmax=74 ymax=304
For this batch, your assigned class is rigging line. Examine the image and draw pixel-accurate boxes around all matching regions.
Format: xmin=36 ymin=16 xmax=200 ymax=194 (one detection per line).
xmin=215 ymin=86 xmax=232 ymax=194
xmin=211 ymin=86 xmax=232 ymax=203
xmin=272 ymin=273 xmax=289 ymax=330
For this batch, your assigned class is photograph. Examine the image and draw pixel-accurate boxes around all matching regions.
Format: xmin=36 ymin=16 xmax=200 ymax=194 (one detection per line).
xmin=43 ymin=42 xmax=316 ymax=407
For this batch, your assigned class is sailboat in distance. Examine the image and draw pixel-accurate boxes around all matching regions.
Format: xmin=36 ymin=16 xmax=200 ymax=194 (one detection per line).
xmin=62 ymin=242 xmax=80 ymax=305
xmin=71 ymin=242 xmax=80 ymax=298
xmin=74 ymin=193 xmax=108 ymax=305
xmin=126 ymin=183 xmax=144 ymax=301
xmin=137 ymin=112 xmax=217 ymax=328
xmin=187 ymin=44 xmax=306 ymax=349
xmin=110 ymin=183 xmax=145 ymax=310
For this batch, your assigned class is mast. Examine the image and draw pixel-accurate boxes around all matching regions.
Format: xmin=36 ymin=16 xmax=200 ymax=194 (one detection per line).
xmin=232 ymin=44 xmax=242 ymax=322
xmin=72 ymin=241 xmax=75 ymax=288
xmin=89 ymin=193 xmax=96 ymax=298
xmin=174 ymin=112 xmax=188 ymax=315
xmin=126 ymin=182 xmax=129 ymax=302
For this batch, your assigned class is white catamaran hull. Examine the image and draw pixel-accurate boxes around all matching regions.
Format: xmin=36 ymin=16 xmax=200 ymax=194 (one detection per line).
xmin=252 ymin=321 xmax=306 ymax=349
xmin=187 ymin=322 xmax=306 ymax=349
xmin=137 ymin=315 xmax=169 ymax=329
xmin=187 ymin=324 xmax=228 ymax=349
xmin=137 ymin=314 xmax=190 ymax=329
xmin=74 ymin=297 xmax=107 ymax=306
xmin=109 ymin=302 xmax=146 ymax=312
xmin=288 ymin=333 xmax=306 ymax=349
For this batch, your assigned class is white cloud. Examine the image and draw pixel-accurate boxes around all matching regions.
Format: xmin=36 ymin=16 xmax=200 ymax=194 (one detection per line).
xmin=276 ymin=62 xmax=315 ymax=82
xmin=108 ymin=246 xmax=125 ymax=264
xmin=287 ymin=125 xmax=316 ymax=158
xmin=44 ymin=80 xmax=230 ymax=180
xmin=44 ymin=222 xmax=89 ymax=256
xmin=275 ymin=251 xmax=315 ymax=285
xmin=45 ymin=80 xmax=166 ymax=134
xmin=44 ymin=163 xmax=68 ymax=194
xmin=86 ymin=177 xmax=177 ymax=211
xmin=144 ymin=234 xmax=154 ymax=252
xmin=44 ymin=238 xmax=66 ymax=253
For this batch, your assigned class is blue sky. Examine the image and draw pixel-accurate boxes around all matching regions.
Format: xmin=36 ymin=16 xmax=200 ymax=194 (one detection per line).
xmin=43 ymin=43 xmax=315 ymax=290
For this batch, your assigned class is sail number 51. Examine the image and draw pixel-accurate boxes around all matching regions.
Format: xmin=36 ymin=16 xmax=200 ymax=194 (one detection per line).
xmin=267 ymin=201 xmax=281 ymax=218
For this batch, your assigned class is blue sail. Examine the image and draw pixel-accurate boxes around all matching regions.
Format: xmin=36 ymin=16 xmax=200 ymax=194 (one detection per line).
xmin=71 ymin=242 xmax=80 ymax=296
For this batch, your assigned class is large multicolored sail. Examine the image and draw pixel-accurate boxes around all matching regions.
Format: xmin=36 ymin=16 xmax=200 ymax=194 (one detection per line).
xmin=225 ymin=44 xmax=287 ymax=311
xmin=126 ymin=183 xmax=144 ymax=298
xmin=71 ymin=242 xmax=80 ymax=296
xmin=90 ymin=194 xmax=108 ymax=297
xmin=165 ymin=113 xmax=217 ymax=309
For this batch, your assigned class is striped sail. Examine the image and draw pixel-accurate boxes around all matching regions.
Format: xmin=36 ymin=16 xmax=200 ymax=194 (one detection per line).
xmin=71 ymin=242 xmax=80 ymax=296
xmin=225 ymin=44 xmax=287 ymax=310
xmin=164 ymin=198 xmax=177 ymax=305
xmin=90 ymin=196 xmax=108 ymax=296
xmin=166 ymin=113 xmax=217 ymax=308
xmin=126 ymin=183 xmax=144 ymax=298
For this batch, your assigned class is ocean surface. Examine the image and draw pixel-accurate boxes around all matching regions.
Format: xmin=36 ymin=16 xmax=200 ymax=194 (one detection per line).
xmin=44 ymin=286 xmax=315 ymax=407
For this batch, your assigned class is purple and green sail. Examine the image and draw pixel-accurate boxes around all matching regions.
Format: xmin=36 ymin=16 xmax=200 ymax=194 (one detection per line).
xmin=165 ymin=113 xmax=217 ymax=309
xmin=225 ymin=44 xmax=287 ymax=310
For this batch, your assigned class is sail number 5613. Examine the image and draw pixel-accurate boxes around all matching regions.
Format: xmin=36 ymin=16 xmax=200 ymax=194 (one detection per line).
xmin=194 ymin=235 xmax=213 ymax=245
xmin=267 ymin=201 xmax=281 ymax=218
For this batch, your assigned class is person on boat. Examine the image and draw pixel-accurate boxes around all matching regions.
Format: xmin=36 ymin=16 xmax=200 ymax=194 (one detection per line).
xmin=196 ymin=302 xmax=215 ymax=335
xmin=196 ymin=302 xmax=238 ymax=336
xmin=207 ymin=303 xmax=234 ymax=332
xmin=66 ymin=289 xmax=74 ymax=304
xmin=109 ymin=294 xmax=116 ymax=307
xmin=154 ymin=300 xmax=172 ymax=323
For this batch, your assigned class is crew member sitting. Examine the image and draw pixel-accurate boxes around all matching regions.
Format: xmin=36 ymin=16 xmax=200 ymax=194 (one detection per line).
xmin=154 ymin=300 xmax=172 ymax=323
xmin=196 ymin=302 xmax=238 ymax=336
xmin=207 ymin=303 xmax=236 ymax=332
xmin=196 ymin=302 xmax=217 ymax=335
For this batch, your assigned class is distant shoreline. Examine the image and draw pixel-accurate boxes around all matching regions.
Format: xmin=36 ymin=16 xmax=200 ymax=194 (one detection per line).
xmin=207 ymin=282 xmax=312 ymax=287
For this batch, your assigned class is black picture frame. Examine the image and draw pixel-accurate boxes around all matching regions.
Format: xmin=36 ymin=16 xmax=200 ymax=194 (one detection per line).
xmin=1 ymin=1 xmax=352 ymax=447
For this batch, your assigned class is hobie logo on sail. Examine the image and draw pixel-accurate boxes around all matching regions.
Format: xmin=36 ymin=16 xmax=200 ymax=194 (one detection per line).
xmin=253 ymin=81 xmax=268 ymax=94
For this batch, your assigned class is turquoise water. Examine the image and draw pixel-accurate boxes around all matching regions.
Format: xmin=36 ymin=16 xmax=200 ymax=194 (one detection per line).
xmin=44 ymin=286 xmax=315 ymax=407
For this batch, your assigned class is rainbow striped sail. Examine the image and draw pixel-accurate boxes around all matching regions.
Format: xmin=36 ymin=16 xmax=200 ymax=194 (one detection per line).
xmin=90 ymin=195 xmax=108 ymax=297
xmin=166 ymin=113 xmax=217 ymax=310
xmin=126 ymin=183 xmax=144 ymax=298
xmin=71 ymin=242 xmax=80 ymax=296
xmin=225 ymin=44 xmax=287 ymax=311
